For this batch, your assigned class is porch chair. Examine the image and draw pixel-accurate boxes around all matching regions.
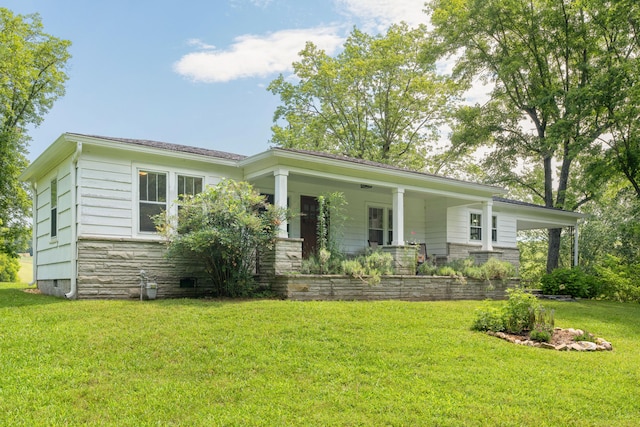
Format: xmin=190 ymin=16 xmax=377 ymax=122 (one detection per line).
xmin=416 ymin=243 xmax=427 ymax=265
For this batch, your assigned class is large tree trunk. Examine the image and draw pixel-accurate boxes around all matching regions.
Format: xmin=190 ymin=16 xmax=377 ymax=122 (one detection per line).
xmin=547 ymin=228 xmax=562 ymax=273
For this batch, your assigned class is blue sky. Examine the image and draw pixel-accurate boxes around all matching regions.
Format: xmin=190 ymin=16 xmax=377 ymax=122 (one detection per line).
xmin=4 ymin=0 xmax=435 ymax=161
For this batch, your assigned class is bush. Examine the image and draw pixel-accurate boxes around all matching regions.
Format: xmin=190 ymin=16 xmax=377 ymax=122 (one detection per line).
xmin=341 ymin=251 xmax=394 ymax=285
xmin=471 ymin=307 xmax=505 ymax=332
xmin=482 ymin=257 xmax=516 ymax=280
xmin=502 ymin=287 xmax=541 ymax=334
xmin=595 ymin=255 xmax=640 ymax=303
xmin=540 ymin=267 xmax=597 ymax=298
xmin=155 ymin=179 xmax=287 ymax=297
xmin=0 ymin=253 xmax=20 ymax=282
xmin=529 ymin=329 xmax=552 ymax=343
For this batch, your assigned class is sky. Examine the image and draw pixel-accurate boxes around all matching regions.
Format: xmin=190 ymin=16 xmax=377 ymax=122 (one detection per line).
xmin=3 ymin=0 xmax=446 ymax=162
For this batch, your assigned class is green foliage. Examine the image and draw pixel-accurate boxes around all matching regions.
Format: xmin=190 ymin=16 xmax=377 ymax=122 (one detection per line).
xmin=341 ymin=251 xmax=395 ymax=285
xmin=471 ymin=307 xmax=505 ymax=332
xmin=471 ymin=287 xmax=550 ymax=336
xmin=540 ymin=267 xmax=598 ymax=299
xmin=0 ymin=252 xmax=19 ymax=282
xmin=529 ymin=329 xmax=552 ymax=343
xmin=517 ymin=231 xmax=548 ymax=287
xmin=1 ymin=8 xmax=70 ymax=258
xmin=430 ymin=0 xmax=640 ymax=271
xmin=313 ymin=192 xmax=348 ymax=273
xmin=156 ymin=179 xmax=287 ymax=297
xmin=419 ymin=257 xmax=515 ymax=282
xmin=502 ymin=287 xmax=541 ymax=334
xmin=574 ymin=331 xmax=596 ymax=343
xmin=595 ymin=255 xmax=640 ymax=303
xmin=268 ymin=23 xmax=457 ymax=171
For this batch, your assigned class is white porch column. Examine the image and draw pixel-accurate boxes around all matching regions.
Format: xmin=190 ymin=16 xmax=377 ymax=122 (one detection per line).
xmin=574 ymin=223 xmax=579 ymax=267
xmin=274 ymin=168 xmax=288 ymax=238
xmin=392 ymin=187 xmax=405 ymax=246
xmin=482 ymin=200 xmax=493 ymax=251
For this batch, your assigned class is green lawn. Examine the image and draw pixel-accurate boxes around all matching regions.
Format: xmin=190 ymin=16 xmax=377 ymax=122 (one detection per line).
xmin=1 ymin=282 xmax=639 ymax=426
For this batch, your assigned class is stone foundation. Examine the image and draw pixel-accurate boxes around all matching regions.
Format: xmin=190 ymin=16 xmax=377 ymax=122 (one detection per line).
xmin=37 ymin=279 xmax=71 ymax=298
xmin=381 ymin=245 xmax=417 ymax=275
xmin=75 ymin=237 xmax=212 ymax=299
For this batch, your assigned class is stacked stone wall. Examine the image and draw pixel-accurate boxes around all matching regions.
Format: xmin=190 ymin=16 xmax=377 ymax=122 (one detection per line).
xmin=76 ymin=238 xmax=212 ymax=299
xmin=272 ymin=275 xmax=516 ymax=301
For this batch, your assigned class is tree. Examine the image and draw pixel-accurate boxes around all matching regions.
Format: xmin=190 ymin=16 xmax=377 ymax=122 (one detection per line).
xmin=0 ymin=8 xmax=71 ymax=257
xmin=430 ymin=0 xmax=626 ymax=272
xmin=268 ymin=23 xmax=457 ymax=171
xmin=156 ymin=179 xmax=287 ymax=297
xmin=586 ymin=0 xmax=640 ymax=198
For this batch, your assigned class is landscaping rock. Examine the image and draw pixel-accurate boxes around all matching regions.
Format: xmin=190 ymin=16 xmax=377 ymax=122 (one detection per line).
xmin=487 ymin=328 xmax=613 ymax=352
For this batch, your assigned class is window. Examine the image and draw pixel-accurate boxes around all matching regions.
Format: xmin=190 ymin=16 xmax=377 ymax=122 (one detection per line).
xmin=492 ymin=216 xmax=498 ymax=242
xmin=470 ymin=213 xmax=482 ymax=241
xmin=177 ymin=175 xmax=203 ymax=201
xmin=470 ymin=213 xmax=498 ymax=242
xmin=368 ymin=206 xmax=393 ymax=245
xmin=50 ymin=178 xmax=58 ymax=238
xmin=139 ymin=170 xmax=167 ymax=232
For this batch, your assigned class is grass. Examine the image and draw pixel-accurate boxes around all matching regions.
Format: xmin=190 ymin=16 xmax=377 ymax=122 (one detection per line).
xmin=17 ymin=255 xmax=32 ymax=284
xmin=1 ymin=282 xmax=639 ymax=426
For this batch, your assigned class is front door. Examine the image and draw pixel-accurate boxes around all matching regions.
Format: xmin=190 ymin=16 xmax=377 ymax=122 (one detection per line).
xmin=300 ymin=195 xmax=319 ymax=259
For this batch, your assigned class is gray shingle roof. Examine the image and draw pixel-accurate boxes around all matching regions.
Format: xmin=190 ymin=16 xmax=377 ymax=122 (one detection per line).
xmin=69 ymin=133 xmax=247 ymax=161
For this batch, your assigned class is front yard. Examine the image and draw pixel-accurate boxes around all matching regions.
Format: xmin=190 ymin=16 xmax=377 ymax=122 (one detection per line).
xmin=1 ymin=281 xmax=638 ymax=425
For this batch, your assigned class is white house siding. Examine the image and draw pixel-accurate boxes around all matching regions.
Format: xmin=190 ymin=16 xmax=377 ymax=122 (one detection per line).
xmin=79 ymin=155 xmax=133 ymax=237
xmin=35 ymin=156 xmax=73 ymax=296
xmin=260 ymin=179 xmax=431 ymax=255
xmin=77 ymin=148 xmax=243 ymax=239
xmin=425 ymin=198 xmax=448 ymax=256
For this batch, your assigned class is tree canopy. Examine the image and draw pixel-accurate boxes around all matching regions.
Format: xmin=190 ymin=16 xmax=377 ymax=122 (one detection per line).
xmin=0 ymin=7 xmax=71 ymax=257
xmin=268 ymin=23 xmax=457 ymax=171
xmin=429 ymin=0 xmax=639 ymax=271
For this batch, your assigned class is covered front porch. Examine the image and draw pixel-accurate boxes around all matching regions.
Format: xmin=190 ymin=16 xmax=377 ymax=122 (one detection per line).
xmin=243 ymin=148 xmax=510 ymax=274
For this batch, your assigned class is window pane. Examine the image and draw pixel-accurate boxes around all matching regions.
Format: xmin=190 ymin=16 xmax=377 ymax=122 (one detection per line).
xmin=139 ymin=202 xmax=164 ymax=232
xmin=369 ymin=229 xmax=383 ymax=245
xmin=157 ymin=173 xmax=166 ymax=202
xmin=50 ymin=179 xmax=57 ymax=208
xmin=369 ymin=207 xmax=383 ymax=229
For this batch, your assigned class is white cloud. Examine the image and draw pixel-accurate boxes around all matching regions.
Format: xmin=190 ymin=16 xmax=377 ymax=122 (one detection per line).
xmin=174 ymin=27 xmax=344 ymax=83
xmin=334 ymin=0 xmax=430 ymax=30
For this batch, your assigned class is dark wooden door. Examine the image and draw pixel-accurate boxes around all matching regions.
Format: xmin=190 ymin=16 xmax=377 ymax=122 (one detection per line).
xmin=300 ymin=195 xmax=319 ymax=259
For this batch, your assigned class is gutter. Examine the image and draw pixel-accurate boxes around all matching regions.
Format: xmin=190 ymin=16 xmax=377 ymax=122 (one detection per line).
xmin=28 ymin=182 xmax=38 ymax=286
xmin=65 ymin=142 xmax=82 ymax=299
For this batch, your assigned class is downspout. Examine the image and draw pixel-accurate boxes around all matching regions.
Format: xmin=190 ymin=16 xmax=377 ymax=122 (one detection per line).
xmin=28 ymin=182 xmax=38 ymax=286
xmin=65 ymin=142 xmax=82 ymax=299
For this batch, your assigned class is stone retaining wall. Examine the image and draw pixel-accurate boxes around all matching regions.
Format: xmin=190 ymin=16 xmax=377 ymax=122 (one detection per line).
xmin=76 ymin=237 xmax=212 ymax=299
xmin=271 ymin=274 xmax=516 ymax=301
xmin=447 ymin=243 xmax=520 ymax=271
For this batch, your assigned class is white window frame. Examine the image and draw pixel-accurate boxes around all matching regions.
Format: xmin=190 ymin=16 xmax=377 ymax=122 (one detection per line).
xmin=50 ymin=177 xmax=58 ymax=240
xmin=135 ymin=167 xmax=208 ymax=237
xmin=470 ymin=212 xmax=498 ymax=242
xmin=137 ymin=169 xmax=168 ymax=234
xmin=367 ymin=204 xmax=393 ymax=246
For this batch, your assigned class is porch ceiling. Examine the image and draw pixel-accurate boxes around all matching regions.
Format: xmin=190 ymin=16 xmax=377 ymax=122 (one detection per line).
xmin=250 ymin=171 xmax=482 ymax=206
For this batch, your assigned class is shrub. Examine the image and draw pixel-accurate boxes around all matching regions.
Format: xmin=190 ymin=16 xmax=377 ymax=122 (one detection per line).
xmin=540 ymin=267 xmax=597 ymax=298
xmin=595 ymin=255 xmax=640 ymax=303
xmin=471 ymin=287 xmax=550 ymax=336
xmin=436 ymin=266 xmax=459 ymax=277
xmin=574 ymin=331 xmax=596 ymax=343
xmin=417 ymin=262 xmax=438 ymax=275
xmin=341 ymin=251 xmax=394 ymax=285
xmin=482 ymin=257 xmax=516 ymax=280
xmin=471 ymin=307 xmax=505 ymax=332
xmin=502 ymin=287 xmax=541 ymax=334
xmin=529 ymin=329 xmax=552 ymax=343
xmin=0 ymin=253 xmax=20 ymax=282
xmin=155 ymin=179 xmax=287 ymax=297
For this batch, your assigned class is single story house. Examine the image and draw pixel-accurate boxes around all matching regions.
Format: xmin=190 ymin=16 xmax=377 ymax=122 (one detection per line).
xmin=20 ymin=133 xmax=584 ymax=299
